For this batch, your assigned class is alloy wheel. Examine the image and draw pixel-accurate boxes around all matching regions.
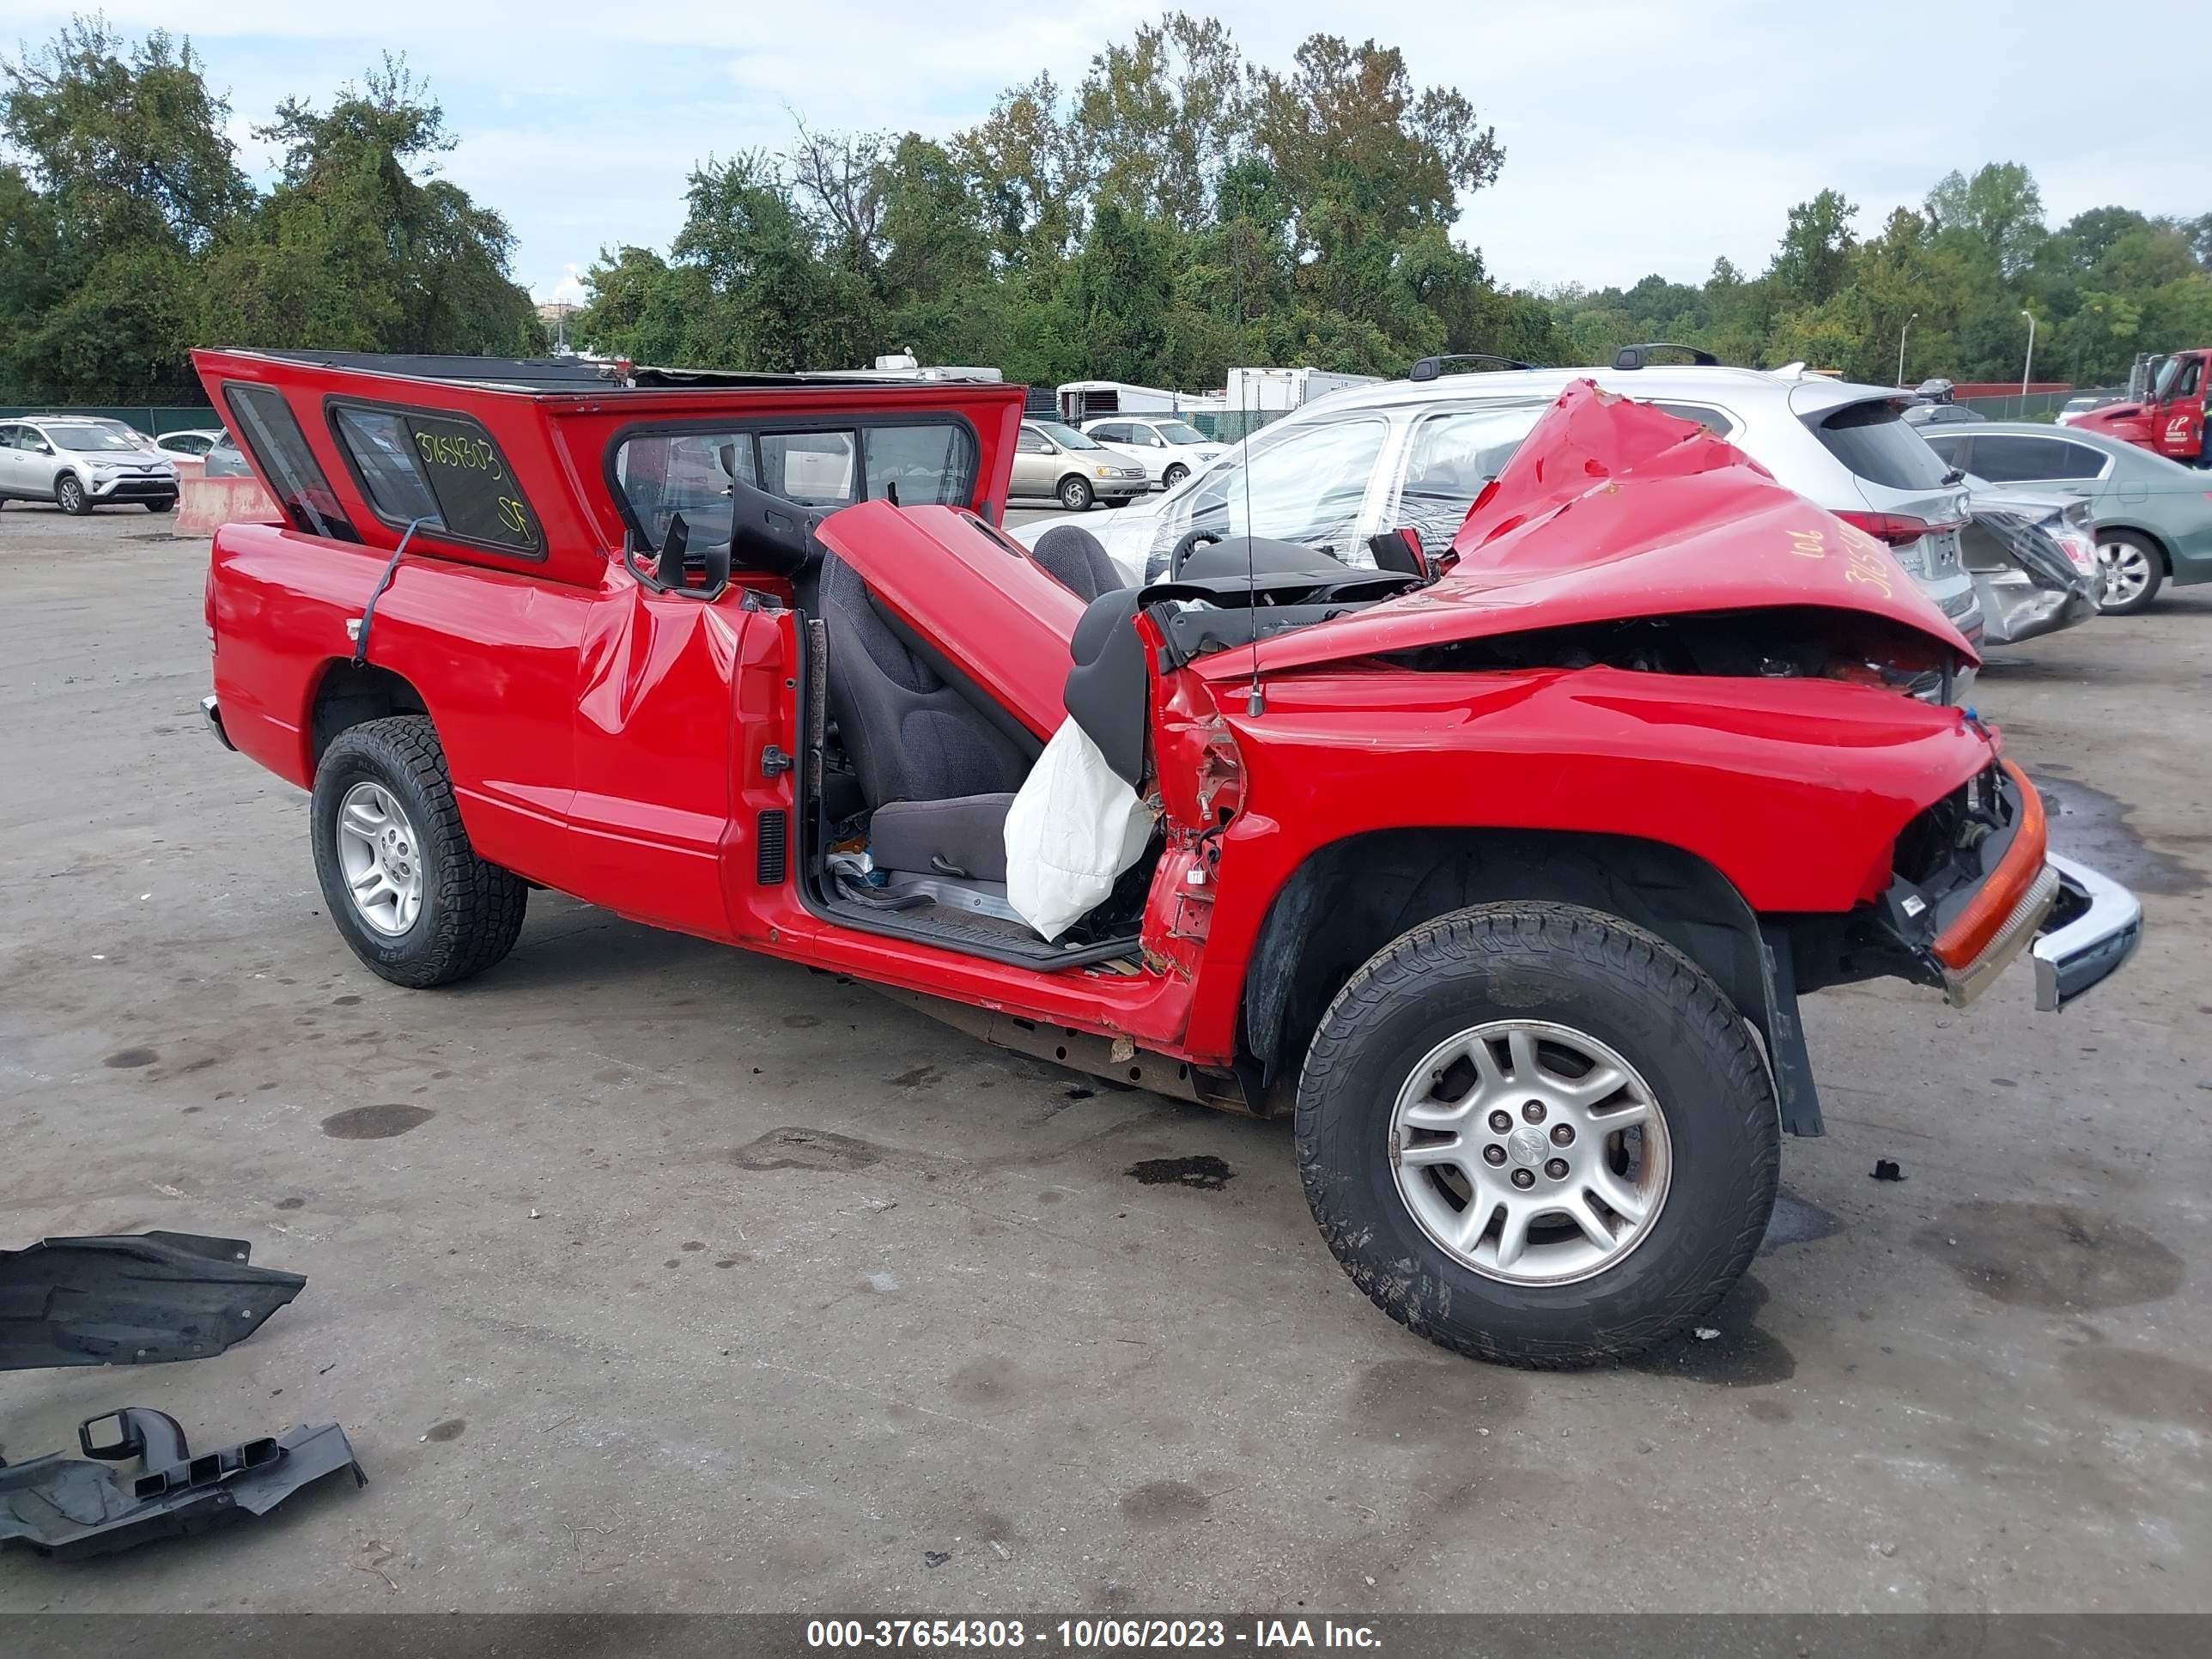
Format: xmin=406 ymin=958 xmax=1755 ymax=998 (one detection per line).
xmin=2096 ymin=540 xmax=2151 ymax=611
xmin=1388 ymin=1019 xmax=1673 ymax=1286
xmin=334 ymin=781 xmax=424 ymax=937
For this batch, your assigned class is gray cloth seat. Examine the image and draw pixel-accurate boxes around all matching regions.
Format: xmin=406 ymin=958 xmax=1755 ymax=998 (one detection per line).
xmin=820 ymin=527 xmax=1130 ymax=889
xmin=868 ymin=795 xmax=1015 ymax=883
xmin=819 ymin=554 xmax=1033 ymax=879
xmin=1029 ymin=524 xmax=1124 ymax=601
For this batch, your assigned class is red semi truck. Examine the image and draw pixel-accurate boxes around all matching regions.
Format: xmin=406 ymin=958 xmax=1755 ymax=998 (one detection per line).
xmin=189 ymin=348 xmax=2141 ymax=1369
xmin=2072 ymin=348 xmax=2210 ymax=463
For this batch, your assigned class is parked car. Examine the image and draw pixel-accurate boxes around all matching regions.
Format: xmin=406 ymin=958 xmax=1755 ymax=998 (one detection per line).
xmin=1009 ymin=420 xmax=1149 ymax=511
xmin=1017 ymin=356 xmax=1987 ymax=657
xmin=191 ymin=347 xmax=2137 ymax=1370
xmin=1959 ymin=484 xmax=2100 ymax=646
xmin=1078 ymin=415 xmax=1229 ymax=489
xmin=1918 ymin=422 xmax=2212 ymax=616
xmin=2055 ymin=393 xmax=2124 ymax=427
xmin=154 ymin=428 xmax=227 ymax=459
xmin=1902 ymin=400 xmax=1985 ymax=428
xmin=201 ymin=433 xmax=252 ymax=478
xmin=0 ymin=416 xmax=179 ymax=514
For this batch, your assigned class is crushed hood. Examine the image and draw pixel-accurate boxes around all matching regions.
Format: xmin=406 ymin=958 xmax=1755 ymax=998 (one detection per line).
xmin=1192 ymin=380 xmax=1979 ymax=682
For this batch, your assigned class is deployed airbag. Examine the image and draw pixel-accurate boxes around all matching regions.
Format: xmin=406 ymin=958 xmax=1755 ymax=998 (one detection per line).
xmin=1005 ymin=721 xmax=1154 ymax=941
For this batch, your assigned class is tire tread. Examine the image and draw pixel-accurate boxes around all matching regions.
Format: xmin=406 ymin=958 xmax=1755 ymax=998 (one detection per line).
xmin=1296 ymin=901 xmax=1778 ymax=1370
xmin=314 ymin=715 xmax=526 ymax=988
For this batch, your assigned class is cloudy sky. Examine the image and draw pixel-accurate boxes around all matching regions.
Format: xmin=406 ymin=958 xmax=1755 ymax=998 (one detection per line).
xmin=15 ymin=2 xmax=2209 ymax=304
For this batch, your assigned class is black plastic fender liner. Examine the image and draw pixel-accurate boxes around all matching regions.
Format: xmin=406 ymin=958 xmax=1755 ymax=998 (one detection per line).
xmin=0 ymin=1412 xmax=365 ymax=1559
xmin=0 ymin=1232 xmax=307 ymax=1371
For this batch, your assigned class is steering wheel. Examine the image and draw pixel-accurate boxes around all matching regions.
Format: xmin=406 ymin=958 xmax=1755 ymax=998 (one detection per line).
xmin=1168 ymin=527 xmax=1225 ymax=580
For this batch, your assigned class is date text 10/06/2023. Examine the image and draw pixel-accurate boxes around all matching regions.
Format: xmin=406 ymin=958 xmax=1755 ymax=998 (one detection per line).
xmin=805 ymin=1619 xmax=1383 ymax=1650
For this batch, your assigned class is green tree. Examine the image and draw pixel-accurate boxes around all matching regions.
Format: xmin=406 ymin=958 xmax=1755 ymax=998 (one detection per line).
xmin=955 ymin=74 xmax=1091 ymax=266
xmin=1767 ymin=189 xmax=1857 ymax=309
xmin=1 ymin=17 xmax=251 ymax=395
xmin=208 ymin=58 xmax=541 ymax=356
xmin=1925 ymin=162 xmax=2045 ymax=277
xmin=1077 ymin=12 xmax=1250 ymax=230
xmin=2 ymin=18 xmax=249 ymax=255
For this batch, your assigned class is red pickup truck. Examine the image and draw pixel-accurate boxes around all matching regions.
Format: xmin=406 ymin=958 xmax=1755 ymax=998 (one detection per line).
xmin=191 ymin=349 xmax=2141 ymax=1369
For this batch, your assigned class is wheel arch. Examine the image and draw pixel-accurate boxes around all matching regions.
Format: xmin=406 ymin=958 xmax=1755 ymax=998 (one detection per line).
xmin=1238 ymin=825 xmax=1821 ymax=1134
xmin=307 ymin=658 xmax=432 ymax=768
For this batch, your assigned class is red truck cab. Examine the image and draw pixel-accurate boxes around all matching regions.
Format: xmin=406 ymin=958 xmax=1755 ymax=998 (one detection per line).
xmin=191 ymin=349 xmax=2141 ymax=1370
xmin=2074 ymin=348 xmax=2209 ymax=461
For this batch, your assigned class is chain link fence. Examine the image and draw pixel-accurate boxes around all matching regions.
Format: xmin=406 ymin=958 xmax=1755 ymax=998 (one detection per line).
xmin=1185 ymin=409 xmax=1291 ymax=444
xmin=1956 ymin=386 xmax=2126 ymax=423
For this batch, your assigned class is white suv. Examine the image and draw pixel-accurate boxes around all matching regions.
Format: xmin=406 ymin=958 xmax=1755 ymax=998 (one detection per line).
xmin=1021 ymin=353 xmax=1984 ymax=647
xmin=0 ymin=416 xmax=180 ymax=515
xmin=1079 ymin=415 xmax=1228 ymax=490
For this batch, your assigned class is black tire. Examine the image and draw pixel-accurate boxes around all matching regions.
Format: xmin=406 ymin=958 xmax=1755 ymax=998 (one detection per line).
xmin=145 ymin=499 xmax=175 ymax=514
xmin=1057 ymin=474 xmax=1094 ymax=512
xmin=1162 ymin=464 xmax=1188 ymax=489
xmin=2094 ymin=531 xmax=2163 ymax=616
xmin=311 ymin=715 xmax=527 ymax=988
xmin=1297 ymin=902 xmax=1778 ymax=1370
xmin=55 ymin=475 xmax=92 ymax=515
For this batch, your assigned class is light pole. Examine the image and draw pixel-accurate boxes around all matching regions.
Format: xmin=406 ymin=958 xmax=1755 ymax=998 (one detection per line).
xmin=2020 ymin=308 xmax=2037 ymax=397
xmin=1897 ymin=312 xmax=1917 ymax=388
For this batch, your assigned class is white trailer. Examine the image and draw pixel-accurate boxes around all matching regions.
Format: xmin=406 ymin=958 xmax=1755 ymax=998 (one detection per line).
xmin=1224 ymin=366 xmax=1382 ymax=412
xmin=1056 ymin=380 xmax=1205 ymax=422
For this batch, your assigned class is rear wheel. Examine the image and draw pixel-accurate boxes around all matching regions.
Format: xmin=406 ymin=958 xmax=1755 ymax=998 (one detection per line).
xmin=311 ymin=716 xmax=527 ymax=988
xmin=55 ymin=475 xmax=91 ymax=515
xmin=1297 ymin=902 xmax=1778 ymax=1369
xmin=1057 ymin=475 xmax=1094 ymax=512
xmin=2095 ymin=532 xmax=2162 ymax=615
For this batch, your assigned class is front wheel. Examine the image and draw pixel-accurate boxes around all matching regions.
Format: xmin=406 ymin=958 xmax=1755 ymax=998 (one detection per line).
xmin=56 ymin=476 xmax=91 ymax=515
xmin=145 ymin=499 xmax=175 ymax=514
xmin=1161 ymin=464 xmax=1188 ymax=489
xmin=1057 ymin=475 xmax=1094 ymax=512
xmin=2094 ymin=532 xmax=2162 ymax=615
xmin=311 ymin=715 xmax=527 ymax=988
xmin=1297 ymin=902 xmax=1778 ymax=1369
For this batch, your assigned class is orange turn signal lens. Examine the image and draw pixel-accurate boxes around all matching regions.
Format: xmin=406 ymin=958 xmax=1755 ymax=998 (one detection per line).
xmin=1932 ymin=761 xmax=2047 ymax=971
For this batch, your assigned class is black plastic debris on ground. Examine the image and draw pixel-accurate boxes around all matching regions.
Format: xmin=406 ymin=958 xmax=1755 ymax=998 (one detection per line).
xmin=0 ymin=1231 xmax=306 ymax=1371
xmin=0 ymin=1407 xmax=366 ymax=1560
xmin=1126 ymin=1155 xmax=1234 ymax=1190
xmin=1871 ymin=1159 xmax=1906 ymax=1182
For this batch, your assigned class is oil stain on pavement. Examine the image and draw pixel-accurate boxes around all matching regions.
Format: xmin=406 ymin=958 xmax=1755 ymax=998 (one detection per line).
xmin=321 ymin=1103 xmax=435 ymax=1139
xmin=731 ymin=1126 xmax=883 ymax=1171
xmin=2033 ymin=771 xmax=2201 ymax=896
xmin=1915 ymin=1200 xmax=2185 ymax=1311
xmin=1126 ymin=1155 xmax=1233 ymax=1190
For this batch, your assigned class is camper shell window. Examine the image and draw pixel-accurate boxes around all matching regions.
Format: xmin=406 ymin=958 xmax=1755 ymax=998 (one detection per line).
xmin=326 ymin=401 xmax=543 ymax=556
xmin=221 ymin=383 xmax=361 ymax=544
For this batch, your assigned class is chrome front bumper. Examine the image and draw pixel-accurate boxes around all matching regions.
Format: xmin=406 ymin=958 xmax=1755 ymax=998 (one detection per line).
xmin=2031 ymin=852 xmax=2142 ymax=1012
